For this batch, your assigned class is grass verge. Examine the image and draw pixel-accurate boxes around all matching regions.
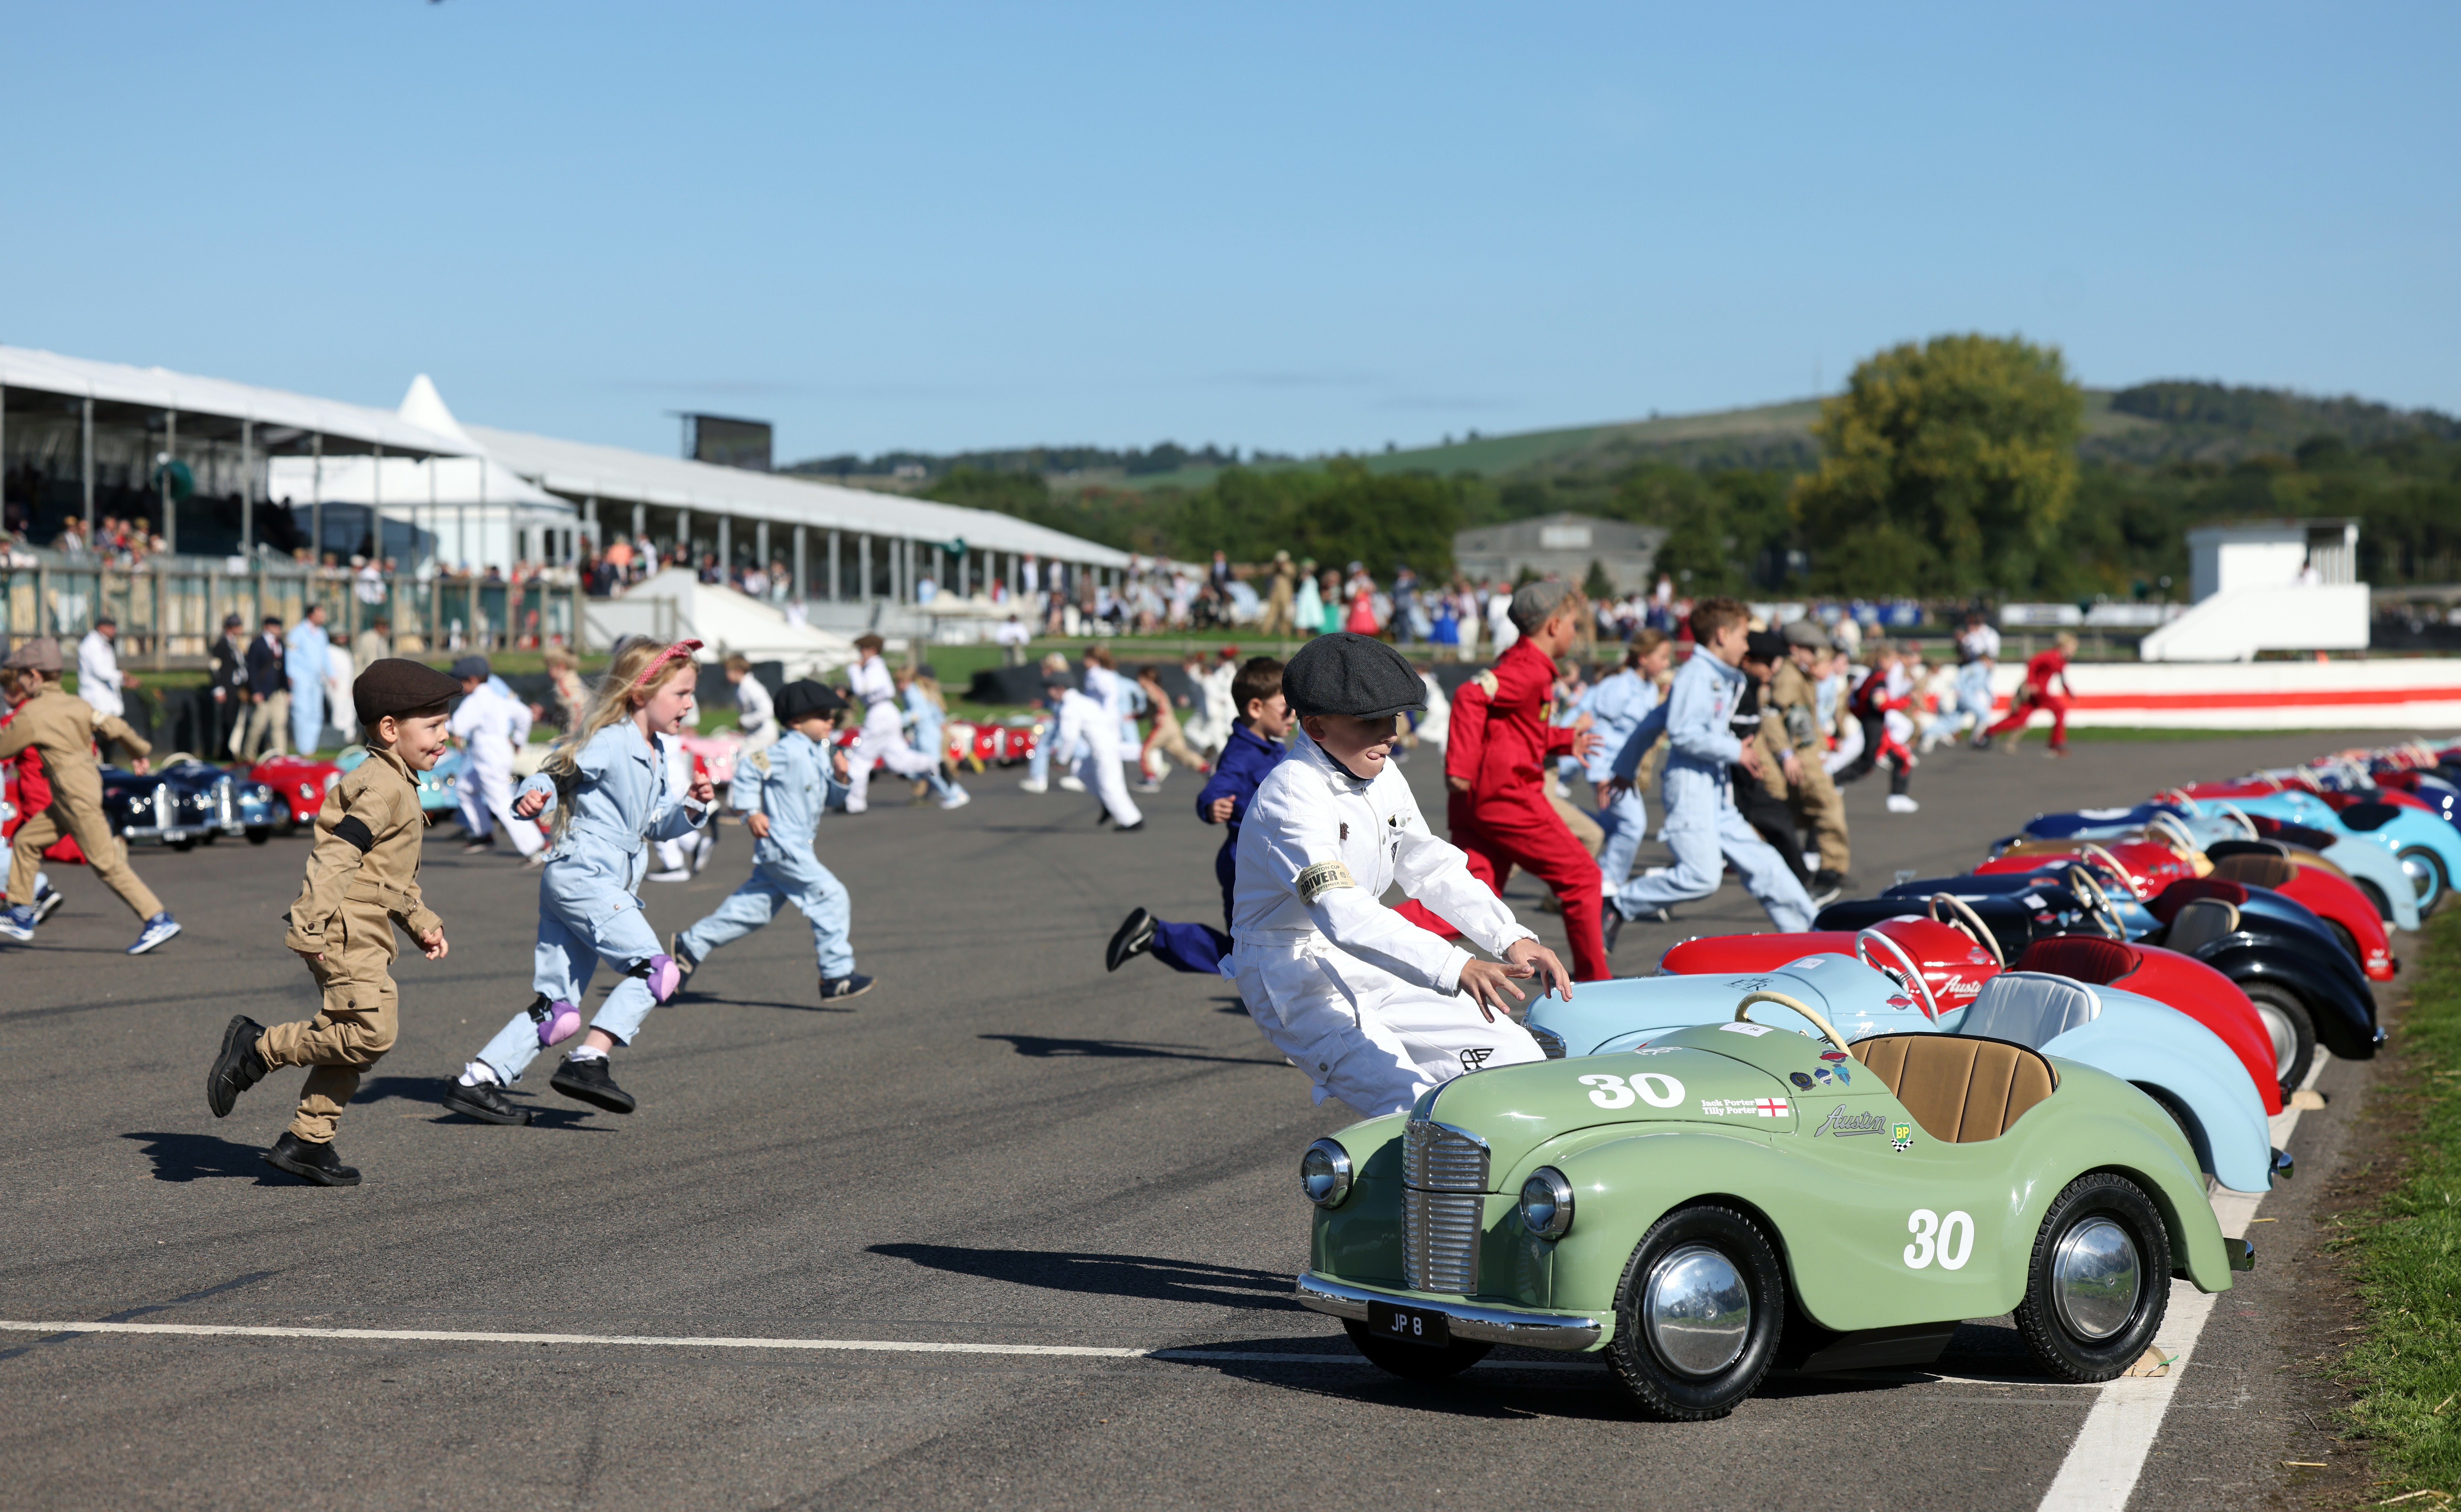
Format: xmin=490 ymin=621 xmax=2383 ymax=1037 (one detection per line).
xmin=2340 ymin=903 xmax=2461 ymax=1492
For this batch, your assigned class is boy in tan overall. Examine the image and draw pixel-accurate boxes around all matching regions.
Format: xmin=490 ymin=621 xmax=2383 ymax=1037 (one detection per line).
xmin=0 ymin=636 xmax=179 ymax=954
xmin=205 ymin=658 xmax=462 ymax=1185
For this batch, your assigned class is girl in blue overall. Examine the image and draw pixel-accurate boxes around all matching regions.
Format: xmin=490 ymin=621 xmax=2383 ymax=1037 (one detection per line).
xmin=441 ymin=638 xmax=716 ymax=1124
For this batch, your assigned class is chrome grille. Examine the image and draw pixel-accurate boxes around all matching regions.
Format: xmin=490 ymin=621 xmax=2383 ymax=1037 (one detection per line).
xmin=152 ymin=785 xmax=173 ymax=830
xmin=216 ymin=780 xmax=235 ymax=826
xmin=1402 ymin=1119 xmax=1490 ymax=1294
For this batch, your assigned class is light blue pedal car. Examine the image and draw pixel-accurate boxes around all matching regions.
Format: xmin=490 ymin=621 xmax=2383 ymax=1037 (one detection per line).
xmin=1526 ymin=950 xmax=2281 ymax=1193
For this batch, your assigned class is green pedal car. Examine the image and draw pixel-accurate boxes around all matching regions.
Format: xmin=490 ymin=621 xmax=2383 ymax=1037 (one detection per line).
xmin=1293 ymin=991 xmax=2253 ymax=1419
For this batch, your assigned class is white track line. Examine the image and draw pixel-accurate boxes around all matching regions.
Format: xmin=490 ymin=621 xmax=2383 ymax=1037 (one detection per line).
xmin=2035 ymin=1062 xmax=2323 ymax=1511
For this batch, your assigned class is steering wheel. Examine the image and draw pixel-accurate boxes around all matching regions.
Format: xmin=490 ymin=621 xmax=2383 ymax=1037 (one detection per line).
xmin=1855 ymin=927 xmax=1941 ymax=1020
xmin=2143 ymin=810 xmax=2199 ymax=856
xmin=1734 ymin=991 xmax=1853 ymax=1056
xmin=2064 ymin=864 xmax=2126 ymax=941
xmin=1927 ymin=891 xmax=2005 ymax=967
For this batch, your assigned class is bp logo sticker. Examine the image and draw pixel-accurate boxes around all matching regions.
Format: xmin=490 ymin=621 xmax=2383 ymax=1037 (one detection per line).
xmin=1891 ymin=1121 xmax=1914 ymax=1152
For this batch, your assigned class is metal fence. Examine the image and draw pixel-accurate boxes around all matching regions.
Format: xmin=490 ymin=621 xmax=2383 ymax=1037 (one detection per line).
xmin=2 ymin=559 xmax=586 ymax=667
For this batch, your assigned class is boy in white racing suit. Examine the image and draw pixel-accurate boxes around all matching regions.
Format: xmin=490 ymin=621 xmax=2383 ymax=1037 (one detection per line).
xmin=1228 ymin=631 xmax=1570 ymax=1118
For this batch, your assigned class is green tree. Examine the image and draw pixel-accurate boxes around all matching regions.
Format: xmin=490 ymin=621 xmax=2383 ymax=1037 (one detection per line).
xmin=1795 ymin=334 xmax=2084 ymax=595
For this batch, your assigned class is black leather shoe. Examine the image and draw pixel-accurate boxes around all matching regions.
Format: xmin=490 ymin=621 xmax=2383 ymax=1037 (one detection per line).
xmin=262 ymin=1132 xmax=361 ymax=1186
xmin=1107 ymin=908 xmax=1156 ymax=972
xmin=819 ymin=973 xmax=876 ymax=1003
xmin=207 ymin=1015 xmax=270 ymax=1118
xmin=1600 ymin=901 xmax=1625 ymax=956
xmin=550 ymin=1056 xmax=636 ymax=1114
xmin=441 ymin=1079 xmax=532 ymax=1125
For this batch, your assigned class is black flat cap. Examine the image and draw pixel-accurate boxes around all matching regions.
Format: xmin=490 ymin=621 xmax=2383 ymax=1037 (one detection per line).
xmin=354 ymin=658 xmax=464 ymax=725
xmin=1744 ymin=629 xmax=1788 ymax=663
xmin=1283 ymin=632 xmax=1426 ymax=720
xmin=777 ymin=679 xmax=847 ymax=723
xmin=451 ymin=655 xmax=491 ymax=681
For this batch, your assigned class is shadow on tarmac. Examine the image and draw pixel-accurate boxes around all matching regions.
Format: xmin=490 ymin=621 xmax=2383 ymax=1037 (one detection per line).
xmin=869 ymin=1244 xmax=1307 ymax=1312
xmin=121 ymin=1131 xmax=292 ymax=1184
xmin=979 ymin=1033 xmax=1280 ymax=1066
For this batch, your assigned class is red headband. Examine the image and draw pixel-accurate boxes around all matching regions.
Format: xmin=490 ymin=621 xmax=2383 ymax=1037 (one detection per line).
xmin=630 ymin=639 xmax=703 ymax=690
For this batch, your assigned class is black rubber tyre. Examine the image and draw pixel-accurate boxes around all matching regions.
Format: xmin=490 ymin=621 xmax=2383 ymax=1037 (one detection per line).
xmin=2397 ymin=846 xmax=2445 ymax=908
xmin=1604 ymin=1204 xmax=1786 ymax=1420
xmin=1341 ymin=1317 xmax=1492 ymax=1381
xmin=245 ymin=826 xmax=272 ymax=845
xmin=2133 ymin=1083 xmax=2211 ymax=1183
xmin=168 ymin=837 xmax=196 ymax=852
xmin=2355 ymin=877 xmax=2392 ymax=922
xmin=2014 ymin=1172 xmax=2172 ymax=1382
xmin=2243 ymin=981 xmax=2317 ymax=1096
xmin=2328 ymin=920 xmax=2363 ymax=971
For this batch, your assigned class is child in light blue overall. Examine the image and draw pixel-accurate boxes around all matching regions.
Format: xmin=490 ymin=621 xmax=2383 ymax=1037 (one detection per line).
xmin=670 ymin=680 xmax=874 ymax=1003
xmin=1580 ymin=630 xmax=1671 ymax=892
xmin=441 ymin=638 xmax=715 ymax=1124
xmin=1602 ymin=600 xmax=1816 ymax=949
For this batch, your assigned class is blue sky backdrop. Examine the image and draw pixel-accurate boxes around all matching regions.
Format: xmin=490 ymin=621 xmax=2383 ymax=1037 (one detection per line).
xmin=5 ymin=2 xmax=2452 ymax=461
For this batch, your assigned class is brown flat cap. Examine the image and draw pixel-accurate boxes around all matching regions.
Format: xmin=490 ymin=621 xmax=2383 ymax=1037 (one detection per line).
xmin=354 ymin=657 xmax=465 ymax=725
xmin=2 ymin=637 xmax=63 ymax=674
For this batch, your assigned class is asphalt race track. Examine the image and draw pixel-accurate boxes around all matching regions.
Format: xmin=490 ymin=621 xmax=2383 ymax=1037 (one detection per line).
xmin=0 ymin=730 xmax=2399 ymax=1510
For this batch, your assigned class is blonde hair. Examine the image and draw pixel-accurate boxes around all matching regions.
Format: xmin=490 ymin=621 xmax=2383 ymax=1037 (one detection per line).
xmin=539 ymin=640 xmax=697 ymax=838
xmin=543 ymin=646 xmax=576 ymax=672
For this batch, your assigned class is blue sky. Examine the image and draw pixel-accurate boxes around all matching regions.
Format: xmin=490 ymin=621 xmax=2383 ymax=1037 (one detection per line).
xmin=6 ymin=3 xmax=2453 ymax=462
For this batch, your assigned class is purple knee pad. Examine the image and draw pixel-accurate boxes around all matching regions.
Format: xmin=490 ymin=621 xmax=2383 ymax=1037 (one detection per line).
xmin=639 ymin=953 xmax=681 ymax=1005
xmin=534 ymin=1000 xmax=582 ymax=1048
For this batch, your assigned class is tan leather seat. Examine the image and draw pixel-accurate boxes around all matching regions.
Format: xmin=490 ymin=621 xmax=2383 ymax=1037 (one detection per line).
xmin=1850 ymin=1035 xmax=2058 ymax=1143
xmin=2163 ymin=896 xmax=2241 ymax=954
xmin=2211 ymin=852 xmax=2300 ymax=889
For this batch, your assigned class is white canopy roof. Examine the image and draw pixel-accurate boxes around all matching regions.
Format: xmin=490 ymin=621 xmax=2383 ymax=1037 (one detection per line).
xmin=469 ymin=422 xmax=1131 ymax=568
xmin=581 ymin=567 xmax=858 ymax=678
xmin=264 ymin=453 xmax=571 ymax=514
xmin=0 ymin=345 xmax=476 ymax=456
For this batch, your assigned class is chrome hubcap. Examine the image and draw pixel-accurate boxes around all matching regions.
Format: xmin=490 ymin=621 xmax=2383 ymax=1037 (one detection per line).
xmin=2402 ymin=853 xmax=2437 ymax=902
xmin=2051 ymin=1217 xmax=2141 ymax=1341
xmin=2255 ymin=1005 xmax=2297 ymax=1081
xmin=1644 ymin=1244 xmax=1751 ymax=1376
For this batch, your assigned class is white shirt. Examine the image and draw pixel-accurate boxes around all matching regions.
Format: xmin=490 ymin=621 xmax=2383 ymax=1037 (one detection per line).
xmin=848 ymin=654 xmax=898 ymax=709
xmin=76 ymin=630 xmax=124 ymax=719
xmin=1231 ymin=730 xmax=1533 ymax=997
xmin=1958 ymin=623 xmax=2001 ymax=663
xmin=355 ymin=563 xmax=388 ymax=605
xmin=1051 ymin=687 xmax=1116 ymax=754
xmin=1083 ymin=664 xmax=1123 ymax=717
xmin=734 ymin=672 xmax=774 ymax=738
xmin=449 ymin=679 xmax=531 ymax=775
xmin=993 ymin=619 xmax=1031 ymax=648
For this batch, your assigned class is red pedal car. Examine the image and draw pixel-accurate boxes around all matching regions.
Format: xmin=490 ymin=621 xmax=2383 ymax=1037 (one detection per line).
xmin=250 ymin=754 xmax=345 ymax=831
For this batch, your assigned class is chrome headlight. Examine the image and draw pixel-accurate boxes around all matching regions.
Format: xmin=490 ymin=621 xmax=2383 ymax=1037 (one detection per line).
xmin=1528 ymin=1024 xmax=1567 ymax=1060
xmin=1518 ymin=1166 xmax=1575 ymax=1240
xmin=1299 ymin=1139 xmax=1352 ymax=1208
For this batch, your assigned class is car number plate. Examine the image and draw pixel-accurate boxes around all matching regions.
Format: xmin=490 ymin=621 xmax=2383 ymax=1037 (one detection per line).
xmin=1366 ymin=1301 xmax=1450 ymax=1348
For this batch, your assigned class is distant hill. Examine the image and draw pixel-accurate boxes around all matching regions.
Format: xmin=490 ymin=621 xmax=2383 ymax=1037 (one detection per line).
xmin=778 ymin=380 xmax=2460 ymax=498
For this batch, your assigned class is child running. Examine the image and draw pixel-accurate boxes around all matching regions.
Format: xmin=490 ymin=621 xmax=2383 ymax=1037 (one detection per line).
xmin=206 ymin=658 xmax=463 ymax=1184
xmin=0 ymin=636 xmax=179 ymax=953
xmin=440 ymin=638 xmax=717 ymax=1124
xmin=1107 ymin=656 xmax=1288 ymax=975
xmin=669 ymin=680 xmax=874 ymax=1002
xmin=1983 ymin=630 xmax=2078 ymax=756
xmin=1600 ymin=598 xmax=1817 ymax=948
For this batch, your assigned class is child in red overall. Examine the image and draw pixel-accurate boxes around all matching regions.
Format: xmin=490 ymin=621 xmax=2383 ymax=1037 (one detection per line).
xmin=1397 ymin=582 xmax=1607 ymax=981
xmin=1983 ymin=630 xmax=2077 ymax=756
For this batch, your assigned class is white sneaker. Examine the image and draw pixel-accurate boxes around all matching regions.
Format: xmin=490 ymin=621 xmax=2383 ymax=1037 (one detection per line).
xmin=646 ymin=868 xmax=693 ymax=883
xmin=1058 ymin=776 xmax=1086 ymax=793
xmin=939 ymin=786 xmax=972 ymax=810
xmin=1018 ymin=778 xmax=1048 ymax=794
xmin=1885 ymin=794 xmax=1919 ymax=814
